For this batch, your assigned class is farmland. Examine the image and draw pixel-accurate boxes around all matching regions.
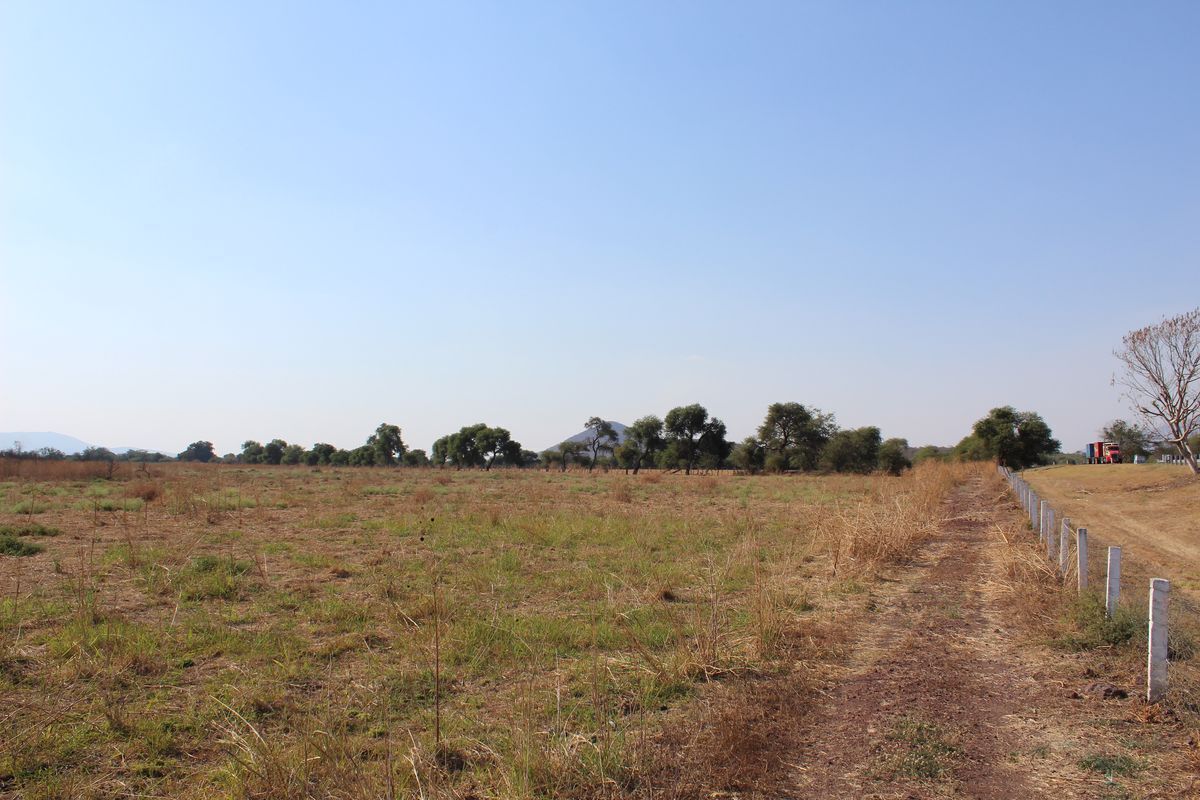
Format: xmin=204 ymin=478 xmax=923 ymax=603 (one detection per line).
xmin=1022 ymin=464 xmax=1200 ymax=597
xmin=3 ymin=459 xmax=1198 ymax=799
xmin=0 ymin=460 xmax=954 ymax=799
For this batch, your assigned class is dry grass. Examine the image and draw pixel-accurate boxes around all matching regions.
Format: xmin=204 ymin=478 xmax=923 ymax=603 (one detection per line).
xmin=819 ymin=461 xmax=969 ymax=574
xmin=0 ymin=462 xmax=967 ymax=799
xmin=991 ymin=468 xmax=1200 ymax=756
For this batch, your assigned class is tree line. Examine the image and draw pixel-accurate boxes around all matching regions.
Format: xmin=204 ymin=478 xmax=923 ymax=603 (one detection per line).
xmin=0 ymin=405 xmax=1066 ymax=475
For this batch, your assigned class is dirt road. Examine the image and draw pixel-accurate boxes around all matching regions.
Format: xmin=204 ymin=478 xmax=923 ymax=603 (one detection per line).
xmin=787 ymin=474 xmax=1195 ymax=799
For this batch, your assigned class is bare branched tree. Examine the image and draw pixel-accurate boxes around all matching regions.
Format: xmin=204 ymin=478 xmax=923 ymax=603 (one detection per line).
xmin=1115 ymin=307 xmax=1200 ymax=475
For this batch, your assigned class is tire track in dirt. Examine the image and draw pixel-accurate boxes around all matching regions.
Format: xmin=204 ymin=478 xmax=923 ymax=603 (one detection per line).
xmin=788 ymin=475 xmax=1085 ymax=799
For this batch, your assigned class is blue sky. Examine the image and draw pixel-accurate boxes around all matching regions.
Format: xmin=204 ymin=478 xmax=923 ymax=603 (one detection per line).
xmin=2 ymin=1 xmax=1197 ymax=456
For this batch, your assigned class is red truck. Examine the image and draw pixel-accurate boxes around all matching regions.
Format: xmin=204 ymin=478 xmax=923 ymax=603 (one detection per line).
xmin=1086 ymin=441 xmax=1122 ymax=464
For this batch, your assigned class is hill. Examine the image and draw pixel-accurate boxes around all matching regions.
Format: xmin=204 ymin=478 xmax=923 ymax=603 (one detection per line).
xmin=545 ymin=421 xmax=628 ymax=452
xmin=0 ymin=431 xmax=169 ymax=456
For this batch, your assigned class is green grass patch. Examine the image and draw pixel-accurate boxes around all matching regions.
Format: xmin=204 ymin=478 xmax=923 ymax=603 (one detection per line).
xmin=0 ymin=522 xmax=60 ymax=537
xmin=0 ymin=534 xmax=42 ymax=556
xmin=1079 ymin=752 xmax=1142 ymax=778
xmin=1054 ymin=593 xmax=1139 ymax=651
xmin=879 ymin=717 xmax=959 ymax=780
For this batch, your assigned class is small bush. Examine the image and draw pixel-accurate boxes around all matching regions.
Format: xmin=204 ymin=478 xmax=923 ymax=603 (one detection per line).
xmin=126 ymin=482 xmax=161 ymax=502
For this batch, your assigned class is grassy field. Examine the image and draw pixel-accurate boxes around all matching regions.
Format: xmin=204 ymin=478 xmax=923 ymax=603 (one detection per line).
xmin=1022 ymin=463 xmax=1200 ymax=596
xmin=0 ymin=460 xmax=959 ymax=799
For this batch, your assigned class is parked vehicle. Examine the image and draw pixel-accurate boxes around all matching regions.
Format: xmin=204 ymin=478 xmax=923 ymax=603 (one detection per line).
xmin=1086 ymin=441 xmax=1122 ymax=464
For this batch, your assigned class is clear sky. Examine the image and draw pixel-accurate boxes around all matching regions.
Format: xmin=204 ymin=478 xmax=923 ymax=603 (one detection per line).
xmin=2 ymin=1 xmax=1197 ymax=456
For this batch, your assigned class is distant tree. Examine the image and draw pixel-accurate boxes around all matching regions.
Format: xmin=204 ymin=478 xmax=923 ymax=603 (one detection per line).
xmin=618 ymin=416 xmax=664 ymax=474
xmin=475 ymin=426 xmax=517 ymax=471
xmin=402 ymin=449 xmax=430 ymax=467
xmin=821 ymin=427 xmax=881 ymax=473
xmin=79 ymin=446 xmax=117 ymax=462
xmin=1114 ymin=307 xmax=1200 ymax=475
xmin=308 ymin=443 xmax=336 ymax=466
xmin=730 ymin=436 xmax=766 ymax=474
xmin=967 ymin=406 xmax=1060 ymax=469
xmin=431 ymin=436 xmax=450 ymax=467
xmin=663 ymin=404 xmax=711 ymax=475
xmin=348 ymin=445 xmax=377 ymax=466
xmin=581 ymin=417 xmax=619 ymax=472
xmin=545 ymin=441 xmax=586 ymax=472
xmin=758 ymin=402 xmax=837 ymax=472
xmin=178 ymin=441 xmax=215 ymax=463
xmin=441 ymin=424 xmax=487 ymax=469
xmin=240 ymin=440 xmax=265 ymax=464
xmin=518 ymin=449 xmax=541 ymax=468
xmin=697 ymin=417 xmax=731 ymax=470
xmin=330 ymin=448 xmax=351 ymax=466
xmin=367 ymin=423 xmax=406 ymax=466
xmin=263 ymin=439 xmax=288 ymax=465
xmin=281 ymin=444 xmax=306 ymax=465
xmin=878 ymin=437 xmax=912 ymax=476
xmin=36 ymin=447 xmax=66 ymax=460
xmin=912 ymin=445 xmax=949 ymax=463
xmin=1099 ymin=420 xmax=1152 ymax=460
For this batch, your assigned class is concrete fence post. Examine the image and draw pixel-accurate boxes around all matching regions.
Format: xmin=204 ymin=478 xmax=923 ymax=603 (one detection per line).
xmin=1046 ymin=507 xmax=1056 ymax=560
xmin=1148 ymin=579 xmax=1170 ymax=703
xmin=1039 ymin=500 xmax=1047 ymax=541
xmin=1059 ymin=517 xmax=1070 ymax=576
xmin=1076 ymin=528 xmax=1088 ymax=592
xmin=1106 ymin=546 xmax=1122 ymax=618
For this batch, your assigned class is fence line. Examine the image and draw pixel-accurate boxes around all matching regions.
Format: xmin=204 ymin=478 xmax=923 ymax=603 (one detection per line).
xmin=996 ymin=464 xmax=1169 ymax=704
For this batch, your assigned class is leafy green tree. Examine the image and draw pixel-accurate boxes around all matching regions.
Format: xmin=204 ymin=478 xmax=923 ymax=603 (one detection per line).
xmin=968 ymin=406 xmax=1060 ymax=469
xmin=307 ymin=443 xmax=336 ymax=466
xmin=582 ymin=417 xmax=619 ymax=472
xmin=878 ymin=437 xmax=911 ymax=476
xmin=821 ymin=427 xmax=881 ymax=473
xmin=619 ymin=416 xmax=664 ymax=474
xmin=367 ymin=423 xmax=406 ymax=466
xmin=402 ymin=449 xmax=430 ymax=467
xmin=263 ymin=439 xmax=288 ymax=465
xmin=562 ymin=441 xmax=586 ymax=469
xmin=697 ymin=417 xmax=731 ymax=470
xmin=240 ymin=440 xmax=265 ymax=464
xmin=37 ymin=447 xmax=66 ymax=460
xmin=757 ymin=402 xmax=837 ymax=471
xmin=431 ymin=436 xmax=450 ymax=467
xmin=330 ymin=449 xmax=351 ymax=466
xmin=178 ymin=441 xmax=215 ymax=463
xmin=438 ymin=424 xmax=488 ymax=468
xmin=1100 ymin=420 xmax=1151 ymax=460
xmin=664 ymin=403 xmax=711 ymax=474
xmin=282 ymin=444 xmax=306 ymax=465
xmin=730 ymin=436 xmax=766 ymax=474
xmin=348 ymin=445 xmax=377 ymax=466
xmin=475 ymin=426 xmax=517 ymax=471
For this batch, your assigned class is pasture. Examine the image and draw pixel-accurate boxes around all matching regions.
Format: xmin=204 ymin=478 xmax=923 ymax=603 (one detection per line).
xmin=0 ymin=461 xmax=955 ymax=799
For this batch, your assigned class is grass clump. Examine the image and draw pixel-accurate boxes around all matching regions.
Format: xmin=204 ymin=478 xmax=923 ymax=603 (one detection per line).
xmin=0 ymin=534 xmax=42 ymax=556
xmin=1053 ymin=593 xmax=1139 ymax=652
xmin=879 ymin=716 xmax=959 ymax=780
xmin=0 ymin=522 xmax=61 ymax=537
xmin=1079 ymin=752 xmax=1142 ymax=777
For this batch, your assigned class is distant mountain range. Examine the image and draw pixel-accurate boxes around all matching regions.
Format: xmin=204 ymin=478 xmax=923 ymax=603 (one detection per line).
xmin=0 ymin=431 xmax=171 ymax=456
xmin=546 ymin=421 xmax=628 ymax=452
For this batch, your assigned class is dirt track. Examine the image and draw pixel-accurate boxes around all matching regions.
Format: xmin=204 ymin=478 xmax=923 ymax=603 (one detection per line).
xmin=787 ymin=474 xmax=1196 ymax=799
